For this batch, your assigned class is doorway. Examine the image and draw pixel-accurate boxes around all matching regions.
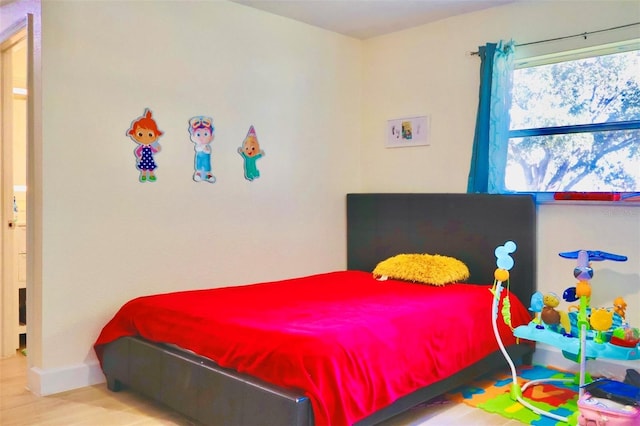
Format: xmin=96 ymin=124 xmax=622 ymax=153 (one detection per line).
xmin=1 ymin=27 xmax=27 ymax=358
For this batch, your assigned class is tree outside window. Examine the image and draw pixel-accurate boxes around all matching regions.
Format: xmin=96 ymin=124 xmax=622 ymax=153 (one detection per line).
xmin=506 ymin=47 xmax=640 ymax=192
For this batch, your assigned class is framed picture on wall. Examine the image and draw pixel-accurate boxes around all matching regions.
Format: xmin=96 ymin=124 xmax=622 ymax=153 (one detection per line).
xmin=386 ymin=115 xmax=430 ymax=148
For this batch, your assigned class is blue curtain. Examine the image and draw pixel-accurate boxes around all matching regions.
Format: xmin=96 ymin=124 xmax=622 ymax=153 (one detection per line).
xmin=467 ymin=40 xmax=516 ymax=193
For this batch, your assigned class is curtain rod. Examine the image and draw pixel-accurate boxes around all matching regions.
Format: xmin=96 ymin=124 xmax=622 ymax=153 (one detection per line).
xmin=470 ymin=22 xmax=640 ymax=56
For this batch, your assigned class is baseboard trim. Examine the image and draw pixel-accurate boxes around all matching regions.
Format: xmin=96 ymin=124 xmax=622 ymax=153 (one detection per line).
xmin=27 ymin=360 xmax=105 ymax=396
xmin=533 ymin=343 xmax=638 ymax=381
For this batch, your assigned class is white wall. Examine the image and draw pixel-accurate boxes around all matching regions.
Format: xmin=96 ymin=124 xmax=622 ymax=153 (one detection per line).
xmin=30 ymin=0 xmax=361 ymax=394
xmin=361 ymin=0 xmax=640 ymax=376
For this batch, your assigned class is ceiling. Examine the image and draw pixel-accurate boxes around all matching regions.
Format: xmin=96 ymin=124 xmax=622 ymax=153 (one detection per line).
xmin=230 ymin=0 xmax=516 ymax=39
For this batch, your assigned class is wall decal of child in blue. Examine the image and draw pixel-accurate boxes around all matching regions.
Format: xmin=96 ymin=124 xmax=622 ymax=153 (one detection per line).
xmin=188 ymin=115 xmax=216 ymax=183
xmin=126 ymin=108 xmax=163 ymax=182
xmin=238 ymin=125 xmax=265 ymax=181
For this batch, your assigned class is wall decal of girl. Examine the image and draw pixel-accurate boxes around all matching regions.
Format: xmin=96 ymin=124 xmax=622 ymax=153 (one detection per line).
xmin=188 ymin=116 xmax=216 ymax=183
xmin=126 ymin=108 xmax=163 ymax=182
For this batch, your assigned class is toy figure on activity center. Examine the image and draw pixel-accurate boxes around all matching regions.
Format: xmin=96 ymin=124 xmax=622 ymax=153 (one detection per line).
xmin=515 ymin=249 xmax=639 ymax=366
xmin=491 ymin=246 xmax=639 ymax=424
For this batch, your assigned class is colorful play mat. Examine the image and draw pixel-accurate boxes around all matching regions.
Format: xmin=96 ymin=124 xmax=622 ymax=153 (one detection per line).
xmin=446 ymin=364 xmax=580 ymax=425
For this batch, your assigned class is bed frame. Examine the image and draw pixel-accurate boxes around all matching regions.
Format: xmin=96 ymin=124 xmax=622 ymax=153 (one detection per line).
xmin=101 ymin=193 xmax=537 ymax=425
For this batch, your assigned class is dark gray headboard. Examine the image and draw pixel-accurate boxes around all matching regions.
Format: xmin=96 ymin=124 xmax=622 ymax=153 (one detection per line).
xmin=346 ymin=193 xmax=536 ymax=305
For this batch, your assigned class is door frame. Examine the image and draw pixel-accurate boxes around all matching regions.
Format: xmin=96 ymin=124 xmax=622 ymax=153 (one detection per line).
xmin=0 ymin=18 xmax=28 ymax=358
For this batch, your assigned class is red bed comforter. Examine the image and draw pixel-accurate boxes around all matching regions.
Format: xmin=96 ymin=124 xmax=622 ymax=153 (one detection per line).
xmin=94 ymin=271 xmax=531 ymax=425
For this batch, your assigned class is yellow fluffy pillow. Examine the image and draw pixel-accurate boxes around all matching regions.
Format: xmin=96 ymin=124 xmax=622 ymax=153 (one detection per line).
xmin=373 ymin=253 xmax=470 ymax=286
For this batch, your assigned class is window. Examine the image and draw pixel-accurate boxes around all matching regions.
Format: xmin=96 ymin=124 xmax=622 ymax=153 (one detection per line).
xmin=505 ymin=41 xmax=640 ymax=193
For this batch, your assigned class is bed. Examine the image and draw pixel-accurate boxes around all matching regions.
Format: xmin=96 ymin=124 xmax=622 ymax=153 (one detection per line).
xmin=94 ymin=193 xmax=537 ymax=426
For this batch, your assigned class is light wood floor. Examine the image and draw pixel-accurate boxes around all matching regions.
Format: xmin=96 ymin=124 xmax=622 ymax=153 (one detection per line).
xmin=1 ymin=352 xmax=525 ymax=425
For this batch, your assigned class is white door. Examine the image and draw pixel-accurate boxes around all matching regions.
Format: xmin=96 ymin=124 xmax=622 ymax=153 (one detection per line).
xmin=0 ymin=25 xmax=27 ymax=358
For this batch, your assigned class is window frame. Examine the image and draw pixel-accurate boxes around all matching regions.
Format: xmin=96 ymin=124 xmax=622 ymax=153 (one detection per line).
xmin=504 ymin=39 xmax=640 ymax=202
